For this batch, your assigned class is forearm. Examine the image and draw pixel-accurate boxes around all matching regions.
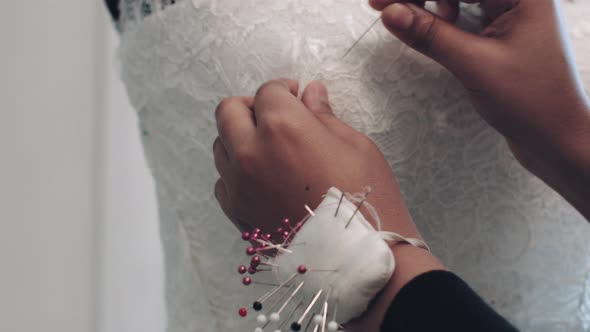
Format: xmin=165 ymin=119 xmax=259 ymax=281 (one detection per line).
xmin=513 ymin=104 xmax=590 ymax=220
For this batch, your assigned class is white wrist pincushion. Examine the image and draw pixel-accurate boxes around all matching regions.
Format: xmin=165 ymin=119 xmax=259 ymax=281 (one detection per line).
xmin=236 ymin=187 xmax=428 ymax=332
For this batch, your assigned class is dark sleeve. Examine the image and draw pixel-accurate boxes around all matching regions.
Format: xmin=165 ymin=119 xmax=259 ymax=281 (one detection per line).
xmin=104 ymin=0 xmax=120 ymax=21
xmin=380 ymin=271 xmax=519 ymax=332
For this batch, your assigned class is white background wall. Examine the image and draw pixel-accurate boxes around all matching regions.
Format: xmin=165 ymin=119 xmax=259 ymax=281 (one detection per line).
xmin=0 ymin=2 xmax=100 ymax=331
xmin=0 ymin=2 xmax=165 ymax=332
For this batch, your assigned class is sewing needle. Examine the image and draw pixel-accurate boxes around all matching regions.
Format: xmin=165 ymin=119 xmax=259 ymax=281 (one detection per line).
xmin=341 ymin=17 xmax=381 ymax=59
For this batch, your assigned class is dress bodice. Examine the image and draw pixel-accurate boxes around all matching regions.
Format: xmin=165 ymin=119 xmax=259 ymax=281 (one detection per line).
xmin=116 ymin=1 xmax=590 ymax=331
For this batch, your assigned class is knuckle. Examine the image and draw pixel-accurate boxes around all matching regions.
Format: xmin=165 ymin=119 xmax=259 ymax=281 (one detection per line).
xmin=215 ymin=97 xmax=239 ymax=120
xmin=412 ymin=12 xmax=439 ymax=55
xmin=256 ymin=81 xmax=283 ymax=99
xmin=261 ymin=113 xmax=295 ymax=136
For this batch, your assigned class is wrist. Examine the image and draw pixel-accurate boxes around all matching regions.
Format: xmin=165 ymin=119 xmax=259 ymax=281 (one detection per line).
xmin=387 ymin=245 xmax=446 ymax=296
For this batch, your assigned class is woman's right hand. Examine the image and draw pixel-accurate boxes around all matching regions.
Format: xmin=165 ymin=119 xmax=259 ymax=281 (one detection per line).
xmin=370 ymin=0 xmax=590 ymax=219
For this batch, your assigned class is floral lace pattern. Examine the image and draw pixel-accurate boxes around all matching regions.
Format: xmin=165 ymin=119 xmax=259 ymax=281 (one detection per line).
xmin=116 ymin=1 xmax=590 ymax=331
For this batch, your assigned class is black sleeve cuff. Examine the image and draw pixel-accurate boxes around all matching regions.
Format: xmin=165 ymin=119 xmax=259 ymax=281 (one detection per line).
xmin=105 ymin=0 xmax=120 ymax=22
xmin=380 ymin=270 xmax=519 ymax=332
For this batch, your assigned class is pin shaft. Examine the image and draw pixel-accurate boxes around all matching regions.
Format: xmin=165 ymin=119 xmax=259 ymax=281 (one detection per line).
xmin=334 ymin=192 xmax=345 ymax=217
xmin=297 ymin=289 xmax=323 ymax=324
xmin=258 ymin=273 xmax=298 ymax=303
xmin=342 ymin=17 xmax=381 ymax=59
xmin=277 ymin=281 xmax=305 ymax=315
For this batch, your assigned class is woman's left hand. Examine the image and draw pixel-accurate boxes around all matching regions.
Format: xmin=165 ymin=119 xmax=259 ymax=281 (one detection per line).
xmin=213 ymin=78 xmax=416 ymax=238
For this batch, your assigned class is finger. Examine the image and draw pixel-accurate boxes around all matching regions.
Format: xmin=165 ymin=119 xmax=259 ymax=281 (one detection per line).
xmin=213 ymin=137 xmax=230 ymax=178
xmin=301 ymin=81 xmax=334 ymax=117
xmin=381 ymin=3 xmax=492 ymax=77
xmin=215 ymin=96 xmax=256 ymax=154
xmin=435 ymin=0 xmax=460 ymax=22
xmin=481 ymin=0 xmax=521 ymax=22
xmin=370 ymin=0 xmax=460 ymax=22
xmin=253 ymin=79 xmax=305 ymax=120
xmin=301 ymin=81 xmax=357 ymax=139
xmin=214 ymin=179 xmax=231 ymax=217
xmin=370 ymin=0 xmax=425 ymax=11
xmin=214 ymin=179 xmax=249 ymax=233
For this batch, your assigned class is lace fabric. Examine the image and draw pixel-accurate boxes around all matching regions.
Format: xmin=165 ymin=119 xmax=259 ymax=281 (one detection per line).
xmin=116 ymin=1 xmax=590 ymax=331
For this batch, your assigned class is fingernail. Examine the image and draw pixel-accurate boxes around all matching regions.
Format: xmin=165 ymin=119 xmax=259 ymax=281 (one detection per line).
xmin=308 ymin=82 xmax=321 ymax=101
xmin=385 ymin=3 xmax=414 ymax=31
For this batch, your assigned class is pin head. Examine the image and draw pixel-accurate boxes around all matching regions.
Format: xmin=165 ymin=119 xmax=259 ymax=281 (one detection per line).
xmin=297 ymin=265 xmax=308 ymax=274
xmin=242 ymin=231 xmax=251 ymax=241
xmin=313 ymin=314 xmax=323 ymax=325
xmin=248 ymin=267 xmax=257 ymax=275
xmin=251 ymin=256 xmax=261 ymax=268
xmin=327 ymin=321 xmax=338 ymax=331
xmin=257 ymin=314 xmax=268 ymax=325
xmin=282 ymin=218 xmax=291 ymax=227
xmin=253 ymin=301 xmax=263 ymax=311
xmin=246 ymin=247 xmax=256 ymax=256
xmin=242 ymin=277 xmax=252 ymax=286
xmin=238 ymin=307 xmax=248 ymax=317
xmin=238 ymin=265 xmax=247 ymax=274
xmin=291 ymin=322 xmax=302 ymax=331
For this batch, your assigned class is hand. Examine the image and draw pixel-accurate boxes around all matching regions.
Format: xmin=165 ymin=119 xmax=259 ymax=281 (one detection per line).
xmin=214 ymin=79 xmax=444 ymax=330
xmin=370 ymin=0 xmax=590 ymax=219
xmin=214 ymin=79 xmax=417 ymax=236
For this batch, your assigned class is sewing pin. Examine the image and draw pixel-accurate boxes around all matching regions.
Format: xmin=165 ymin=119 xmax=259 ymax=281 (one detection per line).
xmin=291 ymin=289 xmax=323 ymax=331
xmin=303 ymin=312 xmax=316 ymax=332
xmin=275 ymin=281 xmax=305 ymax=316
xmin=254 ymin=273 xmax=298 ymax=311
xmin=277 ymin=300 xmax=303 ymax=332
xmin=345 ymin=190 xmax=371 ymax=229
xmin=305 ymin=205 xmax=316 ymax=217
xmin=269 ymin=284 xmax=296 ymax=322
xmin=334 ymin=192 xmax=345 ymax=217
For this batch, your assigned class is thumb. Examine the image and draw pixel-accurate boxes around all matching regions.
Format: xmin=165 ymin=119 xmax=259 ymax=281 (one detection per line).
xmin=302 ymin=81 xmax=357 ymax=138
xmin=381 ymin=3 xmax=488 ymax=76
xmin=301 ymin=80 xmax=334 ymax=116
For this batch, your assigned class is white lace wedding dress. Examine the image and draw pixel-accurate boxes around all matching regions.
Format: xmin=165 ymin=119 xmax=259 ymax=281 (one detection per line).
xmin=114 ymin=0 xmax=590 ymax=331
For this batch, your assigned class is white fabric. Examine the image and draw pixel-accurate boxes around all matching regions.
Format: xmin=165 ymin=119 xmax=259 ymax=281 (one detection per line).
xmin=274 ymin=187 xmax=396 ymax=323
xmin=115 ymin=1 xmax=590 ymax=331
